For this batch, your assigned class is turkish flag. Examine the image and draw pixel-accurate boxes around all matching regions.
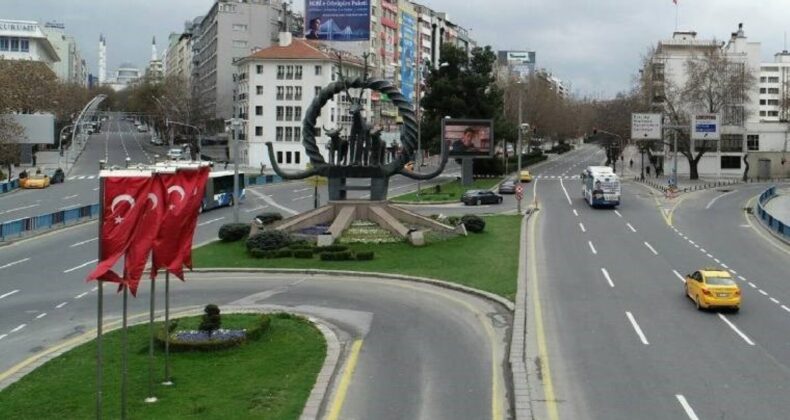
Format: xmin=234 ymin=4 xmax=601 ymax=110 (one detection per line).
xmin=87 ymin=173 xmax=153 ymax=285
xmin=178 ymin=167 xmax=209 ymax=271
xmin=122 ymin=175 xmax=166 ymax=296
xmin=151 ymin=167 xmax=208 ymax=280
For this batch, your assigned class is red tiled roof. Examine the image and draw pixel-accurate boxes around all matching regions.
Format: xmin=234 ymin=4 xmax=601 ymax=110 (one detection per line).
xmin=246 ymin=38 xmax=330 ymax=60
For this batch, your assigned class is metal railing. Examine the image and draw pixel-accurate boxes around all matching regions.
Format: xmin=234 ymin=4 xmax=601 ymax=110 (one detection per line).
xmin=0 ymin=179 xmax=20 ymax=194
xmin=246 ymin=174 xmax=284 ymax=185
xmin=0 ymin=203 xmax=100 ymax=241
xmin=756 ymin=186 xmax=789 ymax=242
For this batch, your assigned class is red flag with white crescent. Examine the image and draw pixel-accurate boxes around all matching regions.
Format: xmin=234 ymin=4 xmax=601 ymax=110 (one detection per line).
xmin=178 ymin=166 xmax=210 ymax=271
xmin=122 ymin=175 xmax=166 ymax=296
xmin=87 ymin=173 xmax=153 ymax=284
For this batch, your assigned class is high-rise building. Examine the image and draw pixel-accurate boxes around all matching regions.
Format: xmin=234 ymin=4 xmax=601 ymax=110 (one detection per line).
xmin=146 ymin=36 xmax=164 ymax=80
xmin=0 ymin=19 xmax=60 ymax=69
xmin=758 ymin=51 xmax=790 ymax=122
xmin=42 ymin=22 xmax=87 ymax=85
xmin=165 ymin=16 xmax=202 ymax=90
xmin=98 ymin=34 xmax=106 ymax=85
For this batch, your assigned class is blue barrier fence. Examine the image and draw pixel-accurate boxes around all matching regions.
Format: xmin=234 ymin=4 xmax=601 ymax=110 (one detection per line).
xmin=0 ymin=179 xmax=20 ymax=194
xmin=756 ymin=186 xmax=789 ymax=242
xmin=0 ymin=203 xmax=100 ymax=241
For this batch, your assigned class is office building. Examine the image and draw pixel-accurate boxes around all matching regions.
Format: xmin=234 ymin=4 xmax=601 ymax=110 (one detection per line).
xmin=0 ymin=19 xmax=60 ymax=69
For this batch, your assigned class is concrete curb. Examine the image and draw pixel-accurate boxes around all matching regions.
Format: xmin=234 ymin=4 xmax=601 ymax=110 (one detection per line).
xmin=509 ymin=213 xmax=532 ymax=419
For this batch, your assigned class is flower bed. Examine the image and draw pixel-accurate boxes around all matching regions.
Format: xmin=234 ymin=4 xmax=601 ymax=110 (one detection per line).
xmin=339 ymin=220 xmax=402 ymax=244
xmin=157 ymin=314 xmax=271 ymax=352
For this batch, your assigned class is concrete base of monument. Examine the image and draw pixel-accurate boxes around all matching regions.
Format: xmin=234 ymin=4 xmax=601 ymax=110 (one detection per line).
xmin=259 ymin=200 xmax=466 ymax=246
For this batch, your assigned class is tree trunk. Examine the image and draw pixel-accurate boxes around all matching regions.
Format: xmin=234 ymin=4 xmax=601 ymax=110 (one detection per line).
xmin=688 ymin=156 xmax=700 ymax=180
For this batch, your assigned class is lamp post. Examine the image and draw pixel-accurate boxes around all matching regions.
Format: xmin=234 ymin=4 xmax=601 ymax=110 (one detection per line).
xmin=230 ymin=118 xmax=243 ymax=223
xmin=57 ymin=124 xmax=72 ymax=169
xmin=517 ymin=82 xmax=524 ymax=215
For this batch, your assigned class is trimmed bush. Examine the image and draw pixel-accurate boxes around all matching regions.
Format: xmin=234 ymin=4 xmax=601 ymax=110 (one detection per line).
xmin=461 ymin=214 xmax=486 ymax=233
xmin=355 ymin=251 xmax=375 ymax=261
xmin=319 ymin=251 xmax=353 ymax=261
xmin=156 ymin=314 xmax=271 ymax=352
xmin=246 ymin=230 xmax=292 ymax=252
xmin=274 ymin=249 xmax=293 ymax=258
xmin=294 ymin=250 xmax=315 ymax=259
xmin=199 ymin=304 xmax=221 ymax=337
xmin=218 ymin=223 xmax=250 ymax=242
xmin=250 ymin=248 xmax=276 ymax=259
xmin=287 ymin=240 xmax=312 ymax=249
xmin=255 ymin=212 xmax=283 ymax=226
xmin=315 ymin=245 xmax=349 ymax=253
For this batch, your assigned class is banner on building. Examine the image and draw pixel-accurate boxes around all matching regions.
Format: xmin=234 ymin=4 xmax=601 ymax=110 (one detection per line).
xmin=400 ymin=11 xmax=416 ymax=102
xmin=305 ymin=0 xmax=371 ymax=41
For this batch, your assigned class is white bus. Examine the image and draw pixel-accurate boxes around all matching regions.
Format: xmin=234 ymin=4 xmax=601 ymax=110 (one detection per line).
xmin=581 ymin=166 xmax=620 ymax=207
xmin=201 ymin=170 xmax=246 ymax=212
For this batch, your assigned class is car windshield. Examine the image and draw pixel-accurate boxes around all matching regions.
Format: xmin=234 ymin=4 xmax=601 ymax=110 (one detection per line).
xmin=706 ymin=276 xmax=736 ymax=285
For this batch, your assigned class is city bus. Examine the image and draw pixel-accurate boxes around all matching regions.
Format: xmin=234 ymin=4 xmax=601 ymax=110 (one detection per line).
xmin=581 ymin=166 xmax=620 ymax=208
xmin=201 ymin=170 xmax=246 ymax=212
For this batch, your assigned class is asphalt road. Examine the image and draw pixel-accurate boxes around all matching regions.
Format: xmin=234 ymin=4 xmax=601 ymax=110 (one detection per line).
xmin=527 ymin=150 xmax=790 ymax=419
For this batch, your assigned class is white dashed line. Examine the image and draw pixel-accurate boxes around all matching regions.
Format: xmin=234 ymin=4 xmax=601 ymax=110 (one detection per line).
xmin=694 ymin=244 xmax=700 ymax=248
xmin=601 ymin=268 xmax=615 ymax=287
xmin=92 ymin=286 xmax=98 ymax=292
xmin=77 ymin=175 xmax=86 ymax=180
xmin=0 ymin=289 xmax=20 ymax=300
xmin=721 ymin=263 xmax=728 ymax=269
xmin=749 ymin=283 xmax=757 ymax=288
xmin=293 ymin=187 xmax=312 ymax=193
xmin=729 ymin=269 xmax=737 ymax=275
xmin=738 ymin=275 xmax=747 ymax=281
xmin=676 ymin=395 xmax=700 ymax=420
xmin=56 ymin=302 xmax=68 ymax=309
xmin=197 ymin=217 xmax=225 ymax=227
xmin=588 ymin=241 xmax=597 ymax=255
xmin=75 ymin=292 xmax=89 ymax=299
xmin=572 ymin=209 xmax=579 ymax=217
xmin=718 ymin=314 xmax=755 ymax=346
xmin=625 ymin=311 xmax=649 ymax=345
xmin=579 ymin=223 xmax=586 ymax=233
xmin=673 ymin=270 xmax=686 ymax=283
xmin=62 ymin=194 xmax=79 ymax=200
xmin=63 ymin=259 xmax=98 ymax=274
xmin=713 ymin=258 xmax=720 ymax=263
xmin=706 ymin=253 xmax=713 ymax=258
xmin=291 ymin=195 xmax=312 ymax=202
xmin=770 ymin=298 xmax=780 ymax=304
xmin=759 ymin=289 xmax=768 ymax=296
xmin=0 ymin=258 xmax=31 ymax=270
xmin=626 ymin=223 xmax=637 ymax=233
xmin=688 ymin=240 xmax=695 ymax=245
xmin=644 ymin=242 xmax=659 ymax=255
xmin=0 ymin=334 xmax=6 ymax=341
xmin=10 ymin=324 xmax=26 ymax=333
xmin=614 ymin=210 xmax=623 ymax=218
xmin=70 ymin=238 xmax=98 ymax=248
xmin=782 ymin=305 xmax=790 ymax=313
xmin=700 ymin=248 xmax=707 ymax=253
xmin=36 ymin=313 xmax=47 ymax=320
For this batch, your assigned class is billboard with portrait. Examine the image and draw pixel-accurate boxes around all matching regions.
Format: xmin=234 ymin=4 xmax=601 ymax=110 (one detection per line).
xmin=443 ymin=119 xmax=494 ymax=158
xmin=399 ymin=12 xmax=416 ymax=102
xmin=304 ymin=0 xmax=371 ymax=41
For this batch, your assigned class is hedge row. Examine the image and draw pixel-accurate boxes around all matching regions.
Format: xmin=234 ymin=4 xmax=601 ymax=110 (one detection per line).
xmin=472 ymin=152 xmax=547 ymax=176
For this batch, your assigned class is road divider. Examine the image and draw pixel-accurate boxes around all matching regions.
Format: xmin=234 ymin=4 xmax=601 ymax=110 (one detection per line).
xmin=0 ymin=203 xmax=100 ymax=242
xmin=755 ymin=186 xmax=790 ymax=243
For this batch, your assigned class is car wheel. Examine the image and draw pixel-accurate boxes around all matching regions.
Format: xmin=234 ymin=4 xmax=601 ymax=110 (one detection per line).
xmin=498 ymin=197 xmax=503 ymax=204
xmin=695 ymin=295 xmax=703 ymax=311
xmin=476 ymin=199 xmax=480 ymax=206
xmin=732 ymin=307 xmax=740 ymax=314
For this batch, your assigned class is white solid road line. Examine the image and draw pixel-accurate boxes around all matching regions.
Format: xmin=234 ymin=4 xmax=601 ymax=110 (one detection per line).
xmin=197 ymin=217 xmax=225 ymax=227
xmin=63 ymin=258 xmax=98 ymax=274
xmin=0 ymin=289 xmax=20 ymax=300
xmin=601 ymin=268 xmax=615 ymax=287
xmin=247 ymin=188 xmax=298 ymax=215
xmin=579 ymin=222 xmax=586 ymax=233
xmin=614 ymin=210 xmax=623 ymax=218
xmin=70 ymin=238 xmax=98 ymax=247
xmin=10 ymin=324 xmax=26 ymax=333
xmin=572 ymin=209 xmax=579 ymax=217
xmin=626 ymin=223 xmax=637 ymax=233
xmin=644 ymin=241 xmax=659 ymax=255
xmin=588 ymin=241 xmax=597 ymax=255
xmin=56 ymin=302 xmax=68 ymax=309
xmin=559 ymin=178 xmax=572 ymax=205
xmin=625 ymin=311 xmax=649 ymax=345
xmin=36 ymin=313 xmax=47 ymax=319
xmin=673 ymin=270 xmax=686 ymax=283
xmin=706 ymin=189 xmax=737 ymax=209
xmin=718 ymin=314 xmax=755 ymax=346
xmin=675 ymin=395 xmax=700 ymax=420
xmin=62 ymin=194 xmax=79 ymax=200
xmin=0 ymin=258 xmax=31 ymax=270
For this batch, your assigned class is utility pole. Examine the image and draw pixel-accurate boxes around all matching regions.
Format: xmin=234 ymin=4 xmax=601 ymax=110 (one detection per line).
xmin=231 ymin=118 xmax=241 ymax=223
xmin=517 ymin=84 xmax=523 ymax=215
xmin=672 ymin=130 xmax=678 ymax=186
xmin=415 ymin=54 xmax=423 ymax=199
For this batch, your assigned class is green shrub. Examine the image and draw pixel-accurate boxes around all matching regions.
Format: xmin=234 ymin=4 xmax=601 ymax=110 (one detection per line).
xmin=246 ymin=230 xmax=292 ymax=252
xmin=319 ymin=251 xmax=353 ymax=261
xmin=287 ymin=240 xmax=312 ymax=249
xmin=218 ymin=223 xmax=250 ymax=242
xmin=446 ymin=216 xmax=461 ymax=226
xmin=355 ymin=251 xmax=375 ymax=261
xmin=156 ymin=314 xmax=272 ymax=352
xmin=274 ymin=249 xmax=293 ymax=258
xmin=250 ymin=248 xmax=276 ymax=259
xmin=255 ymin=212 xmax=283 ymax=226
xmin=199 ymin=304 xmax=221 ymax=337
xmin=461 ymin=214 xmax=486 ymax=233
xmin=316 ymin=245 xmax=349 ymax=253
xmin=293 ymin=250 xmax=314 ymax=259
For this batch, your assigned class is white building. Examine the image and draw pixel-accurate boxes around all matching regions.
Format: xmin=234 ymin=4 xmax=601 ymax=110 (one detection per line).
xmin=758 ymin=51 xmax=790 ymax=122
xmin=0 ymin=19 xmax=59 ymax=69
xmin=105 ymin=62 xmax=142 ymax=91
xmin=146 ymin=36 xmax=164 ymax=80
xmin=234 ymin=33 xmax=370 ymax=170
xmin=42 ymin=22 xmax=86 ymax=85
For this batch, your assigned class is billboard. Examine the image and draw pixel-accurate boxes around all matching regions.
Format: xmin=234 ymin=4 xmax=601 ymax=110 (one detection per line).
xmin=399 ymin=12 xmax=416 ymax=102
xmin=443 ymin=119 xmax=494 ymax=158
xmin=305 ymin=0 xmax=371 ymax=41
xmin=631 ymin=113 xmax=662 ymax=140
xmin=4 ymin=113 xmax=55 ymax=144
xmin=691 ymin=113 xmax=720 ymax=140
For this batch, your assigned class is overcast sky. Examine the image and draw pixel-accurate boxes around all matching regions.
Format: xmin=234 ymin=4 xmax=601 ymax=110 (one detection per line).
xmin=7 ymin=0 xmax=790 ymax=98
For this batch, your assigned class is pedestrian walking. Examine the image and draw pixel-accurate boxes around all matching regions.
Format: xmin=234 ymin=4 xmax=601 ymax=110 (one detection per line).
xmin=629 ymin=159 xmax=634 ymax=169
xmin=646 ymin=166 xmax=651 ymax=176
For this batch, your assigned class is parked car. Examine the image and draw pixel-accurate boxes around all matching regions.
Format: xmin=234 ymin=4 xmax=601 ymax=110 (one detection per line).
xmin=137 ymin=124 xmax=149 ymax=133
xmin=150 ymin=135 xmax=164 ymax=146
xmin=498 ymin=179 xmax=517 ymax=194
xmin=20 ymin=174 xmax=50 ymax=189
xmin=50 ymin=168 xmax=65 ymax=184
xmin=461 ymin=190 xmax=503 ymax=206
xmin=166 ymin=148 xmax=184 ymax=160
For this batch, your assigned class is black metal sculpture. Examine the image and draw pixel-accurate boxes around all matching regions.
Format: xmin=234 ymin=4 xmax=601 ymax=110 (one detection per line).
xmin=266 ymin=53 xmax=449 ymax=201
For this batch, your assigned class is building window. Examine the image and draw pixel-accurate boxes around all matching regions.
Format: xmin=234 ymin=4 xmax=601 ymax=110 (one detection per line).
xmin=255 ymin=126 xmax=263 ymax=136
xmin=277 ymin=150 xmax=283 ymax=162
xmin=315 ymin=65 xmax=322 ymax=75
xmin=295 ymin=86 xmax=302 ymax=100
xmin=295 ymin=65 xmax=303 ymax=80
xmin=768 ymin=99 xmax=779 ymax=106
xmin=0 ymin=37 xmax=7 ymax=51
xmin=768 ymin=77 xmax=780 ymax=83
xmin=286 ymin=65 xmax=294 ymax=79
xmin=285 ymin=106 xmax=293 ymax=121
xmin=315 ymin=86 xmax=322 ymax=97
xmin=760 ymin=88 xmax=767 ymax=94
xmin=233 ymin=24 xmax=248 ymax=31
xmin=10 ymin=37 xmax=19 ymax=52
xmin=276 ymin=106 xmax=284 ymax=121
xmin=768 ymin=88 xmax=780 ymax=94
xmin=232 ymin=40 xmax=247 ymax=48
xmin=277 ymin=65 xmax=285 ymax=79
xmin=747 ymin=135 xmax=760 ymax=151
xmin=720 ymin=134 xmax=743 ymax=152
xmin=286 ymin=151 xmax=292 ymax=164
xmin=276 ymin=127 xmax=284 ymax=141
xmin=256 ymin=64 xmax=263 ymax=74
xmin=760 ymin=76 xmax=767 ymax=83
xmin=721 ymin=156 xmax=741 ymax=169
xmin=19 ymin=38 xmax=28 ymax=52
xmin=256 ymin=85 xmax=263 ymax=95
xmin=760 ymin=99 xmax=766 ymax=105
xmin=314 ymin=127 xmax=322 ymax=137
xmin=276 ymin=86 xmax=284 ymax=100
xmin=285 ymin=127 xmax=293 ymax=141
xmin=294 ymin=127 xmax=301 ymax=141
xmin=255 ymin=105 xmax=263 ymax=116
xmin=294 ymin=151 xmax=301 ymax=164
xmin=760 ymin=111 xmax=767 ymax=117
xmin=294 ymin=107 xmax=302 ymax=121
xmin=286 ymin=86 xmax=294 ymax=100
xmin=768 ymin=110 xmax=779 ymax=117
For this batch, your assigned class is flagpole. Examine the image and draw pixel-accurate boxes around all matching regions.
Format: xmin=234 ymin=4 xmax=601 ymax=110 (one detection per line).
xmin=675 ymin=1 xmax=679 ymax=32
xmin=145 ymin=277 xmax=157 ymax=403
xmin=96 ymin=167 xmax=105 ymax=420
xmin=121 ymin=285 xmax=128 ymax=420
xmin=162 ymin=271 xmax=173 ymax=386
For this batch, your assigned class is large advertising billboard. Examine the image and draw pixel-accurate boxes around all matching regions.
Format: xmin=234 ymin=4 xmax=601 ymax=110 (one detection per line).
xmin=443 ymin=119 xmax=494 ymax=158
xmin=305 ymin=0 xmax=371 ymax=41
xmin=399 ymin=12 xmax=416 ymax=102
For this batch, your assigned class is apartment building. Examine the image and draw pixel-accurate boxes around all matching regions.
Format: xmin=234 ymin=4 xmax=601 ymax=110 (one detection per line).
xmin=757 ymin=51 xmax=790 ymax=122
xmin=0 ymin=19 xmax=60 ymax=70
xmin=42 ymin=22 xmax=87 ymax=85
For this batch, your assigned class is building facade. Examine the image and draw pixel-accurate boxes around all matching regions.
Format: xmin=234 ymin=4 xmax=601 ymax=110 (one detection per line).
xmin=235 ymin=34 xmax=369 ymax=170
xmin=0 ymin=19 xmax=59 ymax=69
xmin=42 ymin=22 xmax=87 ymax=85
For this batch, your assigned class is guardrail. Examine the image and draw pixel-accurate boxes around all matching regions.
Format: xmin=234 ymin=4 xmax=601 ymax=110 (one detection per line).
xmin=0 ymin=179 xmax=19 ymax=194
xmin=756 ymin=186 xmax=789 ymax=242
xmin=0 ymin=203 xmax=100 ymax=242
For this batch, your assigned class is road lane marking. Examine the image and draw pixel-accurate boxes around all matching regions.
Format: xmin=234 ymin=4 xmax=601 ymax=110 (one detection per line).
xmin=59 ymin=203 xmax=83 ymax=211
xmin=706 ymin=189 xmax=737 ymax=209
xmin=0 ymin=334 xmax=6 ymax=341
xmin=694 ymin=244 xmax=700 ymax=248
xmin=588 ymin=241 xmax=597 ymax=255
xmin=644 ymin=242 xmax=659 ymax=255
xmin=700 ymin=248 xmax=706 ymax=253
xmin=614 ymin=210 xmax=623 ymax=218
xmin=247 ymin=188 xmax=298 ymax=215
xmin=759 ymin=289 xmax=768 ymax=296
xmin=197 ymin=217 xmax=225 ymax=227
xmin=713 ymin=258 xmax=720 ymax=263
xmin=572 ymin=209 xmax=578 ymax=217
xmin=676 ymin=394 xmax=700 ymax=420
xmin=0 ymin=289 xmax=20 ymax=300
xmin=62 ymin=194 xmax=79 ymax=200
xmin=63 ymin=259 xmax=98 ymax=273
xmin=625 ymin=311 xmax=649 ymax=345
xmin=688 ymin=240 xmax=695 ymax=245
xmin=291 ymin=195 xmax=312 ymax=201
xmin=91 ymin=286 xmax=98 ymax=292
xmin=579 ymin=222 xmax=586 ymax=233
xmin=729 ymin=269 xmax=737 ymax=275
xmin=673 ymin=270 xmax=686 ymax=283
xmin=782 ymin=305 xmax=790 ymax=313
xmin=559 ymin=178 xmax=572 ymax=205
xmin=10 ymin=324 xmax=26 ymax=333
xmin=738 ymin=275 xmax=746 ymax=281
xmin=718 ymin=314 xmax=755 ymax=346
xmin=601 ymin=268 xmax=615 ymax=287
xmin=77 ymin=175 xmax=86 ymax=180
xmin=75 ymin=291 xmax=89 ymax=299
xmin=244 ymin=205 xmax=269 ymax=213
xmin=293 ymin=187 xmax=312 ymax=193
xmin=626 ymin=223 xmax=637 ymax=232
xmin=0 ymin=258 xmax=30 ymax=270
xmin=0 ymin=204 xmax=39 ymax=215
xmin=70 ymin=238 xmax=98 ymax=247
xmin=93 ymin=187 xmax=99 ymax=191
xmin=749 ymin=282 xmax=756 ymax=288
xmin=706 ymin=253 xmax=713 ymax=258
xmin=770 ymin=297 xmax=780 ymax=304
xmin=326 ymin=339 xmax=364 ymax=420
xmin=720 ymin=263 xmax=728 ymax=268
xmin=36 ymin=313 xmax=47 ymax=320
xmin=56 ymin=302 xmax=68 ymax=309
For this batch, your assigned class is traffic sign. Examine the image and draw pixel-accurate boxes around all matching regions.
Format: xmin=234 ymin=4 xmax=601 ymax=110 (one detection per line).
xmin=691 ymin=114 xmax=720 ymax=140
xmin=631 ymin=113 xmax=662 ymax=140
xmin=515 ymin=185 xmax=524 ymax=194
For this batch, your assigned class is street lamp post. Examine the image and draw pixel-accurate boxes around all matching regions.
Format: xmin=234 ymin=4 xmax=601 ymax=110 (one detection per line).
xmin=517 ymin=84 xmax=523 ymax=215
xmin=57 ymin=124 xmax=72 ymax=169
xmin=231 ymin=118 xmax=242 ymax=223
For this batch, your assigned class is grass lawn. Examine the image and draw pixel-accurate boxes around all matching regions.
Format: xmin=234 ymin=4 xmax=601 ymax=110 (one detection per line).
xmin=0 ymin=314 xmax=326 ymax=420
xmin=194 ymin=215 xmax=520 ymax=300
xmin=392 ymin=177 xmax=502 ymax=203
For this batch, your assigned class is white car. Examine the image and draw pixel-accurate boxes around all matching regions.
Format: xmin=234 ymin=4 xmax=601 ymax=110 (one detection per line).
xmin=166 ymin=148 xmax=183 ymax=160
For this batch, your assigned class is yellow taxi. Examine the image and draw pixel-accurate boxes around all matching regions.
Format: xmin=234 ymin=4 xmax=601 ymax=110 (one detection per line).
xmin=685 ymin=268 xmax=741 ymax=312
xmin=404 ymin=161 xmax=415 ymax=171
xmin=20 ymin=174 xmax=51 ymax=189
xmin=519 ymin=170 xmax=533 ymax=182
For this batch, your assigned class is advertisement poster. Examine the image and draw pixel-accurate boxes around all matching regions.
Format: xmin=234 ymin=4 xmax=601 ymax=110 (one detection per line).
xmin=305 ymin=0 xmax=371 ymax=41
xmin=443 ymin=119 xmax=494 ymax=157
xmin=400 ymin=12 xmax=416 ymax=102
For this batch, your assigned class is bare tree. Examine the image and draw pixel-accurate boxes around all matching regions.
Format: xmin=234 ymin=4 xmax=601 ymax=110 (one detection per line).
xmin=0 ymin=116 xmax=24 ymax=180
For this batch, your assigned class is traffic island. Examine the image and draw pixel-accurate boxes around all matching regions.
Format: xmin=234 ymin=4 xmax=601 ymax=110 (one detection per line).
xmin=390 ymin=178 xmax=503 ymax=204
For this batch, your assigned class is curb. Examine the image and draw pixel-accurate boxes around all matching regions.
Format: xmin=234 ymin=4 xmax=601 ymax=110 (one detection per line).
xmin=509 ymin=213 xmax=532 ymax=419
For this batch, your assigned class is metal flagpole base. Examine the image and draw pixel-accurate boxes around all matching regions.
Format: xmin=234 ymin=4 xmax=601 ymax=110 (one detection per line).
xmin=144 ymin=397 xmax=158 ymax=403
xmin=161 ymin=381 xmax=174 ymax=386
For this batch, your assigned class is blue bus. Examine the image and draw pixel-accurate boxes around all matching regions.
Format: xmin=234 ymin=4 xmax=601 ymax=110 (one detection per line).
xmin=201 ymin=171 xmax=246 ymax=212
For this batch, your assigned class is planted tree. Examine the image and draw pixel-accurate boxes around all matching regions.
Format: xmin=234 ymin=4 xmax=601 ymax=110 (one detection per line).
xmin=199 ymin=304 xmax=222 ymax=338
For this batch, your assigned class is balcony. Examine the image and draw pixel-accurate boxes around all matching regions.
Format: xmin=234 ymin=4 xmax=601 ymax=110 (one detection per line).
xmin=381 ymin=16 xmax=397 ymax=30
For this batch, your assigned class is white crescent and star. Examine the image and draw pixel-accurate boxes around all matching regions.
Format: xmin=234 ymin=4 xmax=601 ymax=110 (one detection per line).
xmin=110 ymin=194 xmax=135 ymax=224
xmin=167 ymin=185 xmax=186 ymax=210
xmin=146 ymin=193 xmax=158 ymax=210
